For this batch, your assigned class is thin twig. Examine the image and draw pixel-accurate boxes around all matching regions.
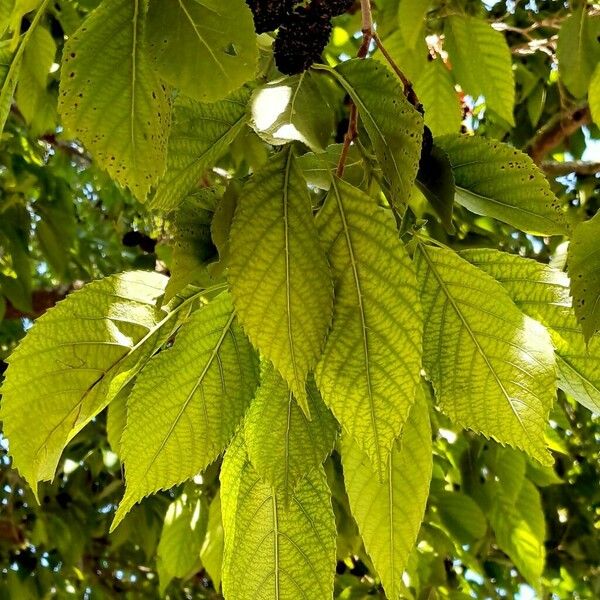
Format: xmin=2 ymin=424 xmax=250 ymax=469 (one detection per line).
xmin=541 ymin=160 xmax=600 ymax=177
xmin=336 ymin=0 xmax=374 ymax=177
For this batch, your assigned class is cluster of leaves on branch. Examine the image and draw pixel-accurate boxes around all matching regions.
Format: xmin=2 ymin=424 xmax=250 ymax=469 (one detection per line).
xmin=0 ymin=0 xmax=599 ymax=598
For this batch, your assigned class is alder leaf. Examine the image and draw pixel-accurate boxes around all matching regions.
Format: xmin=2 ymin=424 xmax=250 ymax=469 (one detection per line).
xmin=157 ymin=492 xmax=207 ymax=594
xmin=321 ymin=59 xmax=423 ymax=207
xmin=444 ymin=14 xmax=515 ymax=125
xmin=59 ymin=0 xmax=171 ymax=200
xmin=146 ymin=0 xmax=257 ymax=102
xmin=244 ymin=363 xmax=338 ymax=497
xmin=341 ymin=392 xmax=432 ymax=599
xmin=0 ymin=271 xmax=186 ymax=494
xmin=228 ymin=148 xmax=333 ymax=411
xmin=436 ymin=134 xmax=567 ymax=235
xmin=220 ymin=434 xmax=336 ymax=600
xmin=150 ymin=87 xmax=251 ymax=211
xmin=557 ymin=7 xmax=600 ymax=99
xmin=568 ymin=212 xmax=600 ymax=342
xmin=590 ymin=63 xmax=600 ymax=126
xmin=249 ymin=71 xmax=336 ymax=153
xmin=113 ymin=292 xmax=259 ymax=529
xmin=415 ymin=244 xmax=556 ymax=464
xmin=463 ymin=248 xmax=600 ymax=413
xmin=315 ymin=178 xmax=423 ymax=475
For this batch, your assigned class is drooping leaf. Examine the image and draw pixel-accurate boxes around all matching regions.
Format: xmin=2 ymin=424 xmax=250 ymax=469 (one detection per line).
xmin=59 ymin=0 xmax=171 ymax=200
xmin=150 ymin=87 xmax=251 ymax=211
xmin=113 ymin=292 xmax=259 ymax=529
xmin=414 ymin=58 xmax=462 ymax=137
xmin=434 ymin=491 xmax=487 ymax=545
xmin=397 ymin=0 xmax=429 ymax=49
xmin=321 ymin=59 xmax=423 ymax=207
xmin=146 ymin=0 xmax=257 ymax=102
xmin=157 ymin=492 xmax=207 ymax=594
xmin=590 ymin=63 xmax=600 ymax=126
xmin=463 ymin=248 xmax=600 ymax=413
xmin=557 ymin=7 xmax=600 ymax=99
xmin=568 ymin=212 xmax=600 ymax=342
xmin=200 ymin=492 xmax=224 ymax=590
xmin=416 ymin=143 xmax=455 ymax=232
xmin=315 ymin=178 xmax=423 ymax=475
xmin=14 ymin=25 xmax=55 ymax=126
xmin=490 ymin=479 xmax=546 ymax=591
xmin=0 ymin=271 xmax=188 ymax=494
xmin=444 ymin=14 xmax=515 ymax=125
xmin=415 ymin=244 xmax=556 ymax=464
xmin=341 ymin=393 xmax=432 ymax=599
xmin=0 ymin=0 xmax=50 ymax=133
xmin=374 ymin=30 xmax=429 ymax=83
xmin=436 ymin=134 xmax=567 ymax=235
xmin=249 ymin=71 xmax=336 ymax=152
xmin=163 ymin=190 xmax=217 ymax=303
xmin=106 ymin=386 xmax=128 ymax=454
xmin=220 ymin=434 xmax=336 ymax=600
xmin=244 ymin=363 xmax=338 ymax=497
xmin=228 ymin=148 xmax=333 ymax=411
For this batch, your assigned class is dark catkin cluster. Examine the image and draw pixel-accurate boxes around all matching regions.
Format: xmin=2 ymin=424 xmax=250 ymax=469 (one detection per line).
xmin=246 ymin=1 xmax=355 ymax=75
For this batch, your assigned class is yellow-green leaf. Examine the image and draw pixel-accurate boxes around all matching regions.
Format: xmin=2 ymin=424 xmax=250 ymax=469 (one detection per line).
xmin=113 ymin=292 xmax=259 ymax=529
xmin=220 ymin=434 xmax=336 ymax=600
xmin=228 ymin=148 xmax=333 ymax=411
xmin=341 ymin=392 xmax=432 ymax=599
xmin=146 ymin=0 xmax=257 ymax=102
xmin=315 ymin=178 xmax=423 ymax=475
xmin=415 ymin=244 xmax=556 ymax=463
xmin=59 ymin=0 xmax=171 ymax=200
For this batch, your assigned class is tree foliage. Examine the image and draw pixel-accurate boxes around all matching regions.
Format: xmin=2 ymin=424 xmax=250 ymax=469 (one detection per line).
xmin=0 ymin=0 xmax=599 ymax=598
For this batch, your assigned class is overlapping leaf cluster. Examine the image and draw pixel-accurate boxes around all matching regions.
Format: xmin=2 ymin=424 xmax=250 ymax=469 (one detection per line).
xmin=1 ymin=0 xmax=599 ymax=598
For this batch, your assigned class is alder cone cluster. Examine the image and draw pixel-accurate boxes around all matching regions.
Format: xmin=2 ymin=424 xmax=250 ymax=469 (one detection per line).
xmin=246 ymin=0 xmax=355 ymax=75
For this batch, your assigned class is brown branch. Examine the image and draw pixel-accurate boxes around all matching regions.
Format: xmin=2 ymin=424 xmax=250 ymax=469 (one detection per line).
xmin=526 ymin=104 xmax=591 ymax=164
xmin=541 ymin=160 xmax=600 ymax=177
xmin=336 ymin=0 xmax=373 ymax=177
xmin=4 ymin=289 xmax=69 ymax=320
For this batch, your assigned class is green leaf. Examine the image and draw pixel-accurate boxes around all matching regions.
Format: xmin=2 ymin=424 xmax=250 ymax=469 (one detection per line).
xmin=463 ymin=248 xmax=600 ymax=413
xmin=416 ymin=143 xmax=455 ymax=232
xmin=220 ymin=433 xmax=336 ymax=600
xmin=444 ymin=14 xmax=515 ymax=126
xmin=113 ymin=292 xmax=259 ymax=529
xmin=375 ymin=30 xmax=429 ymax=84
xmin=146 ymin=0 xmax=256 ymax=103
xmin=296 ymin=144 xmax=367 ymax=191
xmin=244 ymin=363 xmax=338 ymax=497
xmin=557 ymin=7 xmax=600 ymax=99
xmin=0 ymin=0 xmax=50 ymax=134
xmin=249 ymin=71 xmax=336 ymax=153
xmin=397 ymin=0 xmax=428 ymax=49
xmin=164 ymin=190 xmax=217 ymax=303
xmin=14 ymin=25 xmax=55 ymax=126
xmin=59 ymin=0 xmax=171 ymax=200
xmin=490 ymin=479 xmax=545 ymax=591
xmin=157 ymin=492 xmax=207 ymax=594
xmin=415 ymin=244 xmax=556 ymax=464
xmin=323 ymin=59 xmax=423 ymax=206
xmin=228 ymin=148 xmax=333 ymax=411
xmin=568 ymin=212 xmax=600 ymax=342
xmin=436 ymin=134 xmax=567 ymax=235
xmin=414 ymin=59 xmax=462 ymax=137
xmin=590 ymin=63 xmax=600 ymax=126
xmin=434 ymin=491 xmax=487 ymax=544
xmin=106 ymin=386 xmax=128 ymax=454
xmin=0 ymin=271 xmax=186 ymax=494
xmin=150 ymin=87 xmax=251 ymax=211
xmin=200 ymin=491 xmax=224 ymax=590
xmin=341 ymin=393 xmax=432 ymax=599
xmin=315 ymin=178 xmax=423 ymax=475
